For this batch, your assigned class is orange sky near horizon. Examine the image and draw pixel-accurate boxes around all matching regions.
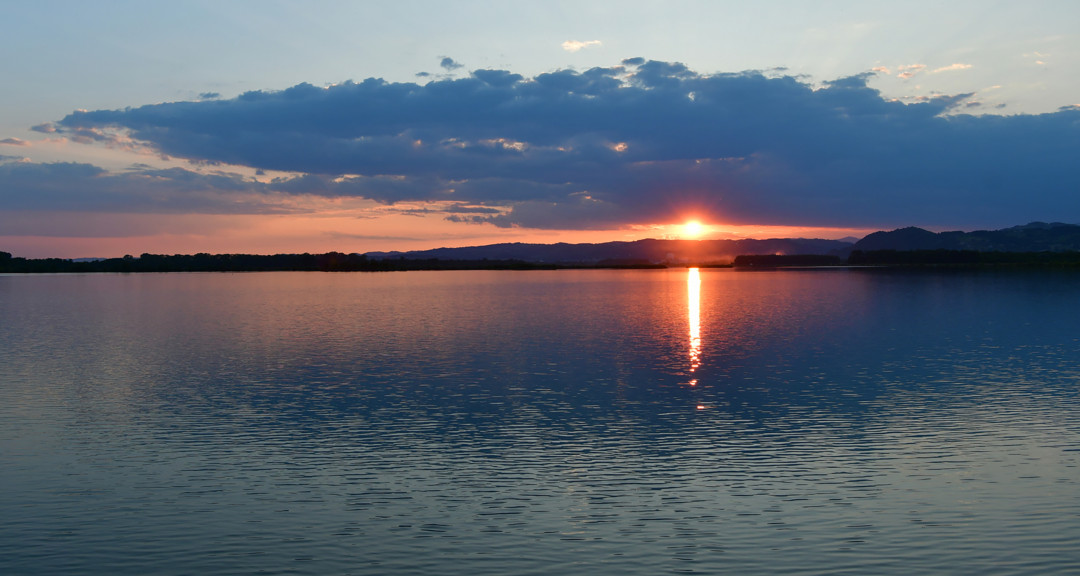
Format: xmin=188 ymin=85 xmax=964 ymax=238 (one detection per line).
xmin=1 ymin=208 xmax=874 ymax=259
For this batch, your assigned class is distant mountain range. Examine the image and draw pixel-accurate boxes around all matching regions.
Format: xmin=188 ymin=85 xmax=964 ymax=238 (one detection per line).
xmin=367 ymin=222 xmax=1080 ymax=265
xmin=366 ymin=237 xmax=853 ymax=265
xmin=852 ymin=222 xmax=1080 ymax=253
xmin=5 ymin=222 xmax=1079 ymax=273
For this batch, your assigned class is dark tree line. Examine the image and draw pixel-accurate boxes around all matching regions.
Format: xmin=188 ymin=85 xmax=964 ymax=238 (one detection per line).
xmin=0 ymin=251 xmax=557 ymax=273
xmin=847 ymin=249 xmax=1080 ymax=267
xmin=733 ymin=250 xmax=1080 ymax=268
xmin=5 ymin=248 xmax=1080 ymax=273
xmin=732 ymin=254 xmax=844 ymax=267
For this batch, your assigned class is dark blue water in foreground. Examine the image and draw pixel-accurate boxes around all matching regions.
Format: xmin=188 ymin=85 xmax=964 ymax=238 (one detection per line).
xmin=2 ymin=269 xmax=1079 ymax=575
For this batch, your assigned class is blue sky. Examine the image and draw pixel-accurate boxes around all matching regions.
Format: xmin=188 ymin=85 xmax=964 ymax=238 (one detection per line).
xmin=1 ymin=1 xmax=1078 ymax=257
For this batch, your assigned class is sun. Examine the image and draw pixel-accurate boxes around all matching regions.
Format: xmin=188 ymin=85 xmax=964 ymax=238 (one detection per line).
xmin=681 ymin=220 xmax=705 ymax=239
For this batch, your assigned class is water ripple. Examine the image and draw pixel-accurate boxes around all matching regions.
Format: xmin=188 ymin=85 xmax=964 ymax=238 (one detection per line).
xmin=2 ymin=270 xmax=1079 ymax=575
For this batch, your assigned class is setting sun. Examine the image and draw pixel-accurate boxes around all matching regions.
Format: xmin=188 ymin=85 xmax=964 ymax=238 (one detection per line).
xmin=682 ymin=220 xmax=705 ymax=239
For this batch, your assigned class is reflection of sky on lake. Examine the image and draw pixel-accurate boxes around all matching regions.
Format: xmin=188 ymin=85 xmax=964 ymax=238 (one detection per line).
xmin=2 ymin=269 xmax=1080 ymax=575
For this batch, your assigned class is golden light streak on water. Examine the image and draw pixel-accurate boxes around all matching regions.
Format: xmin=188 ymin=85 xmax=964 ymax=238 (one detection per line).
xmin=688 ymin=267 xmax=701 ymax=384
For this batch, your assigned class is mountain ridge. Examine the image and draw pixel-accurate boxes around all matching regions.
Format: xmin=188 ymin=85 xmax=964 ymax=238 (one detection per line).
xmin=367 ymin=222 xmax=1080 ymax=264
xmin=365 ymin=237 xmax=853 ymax=265
xmin=5 ymin=222 xmax=1079 ymax=270
xmin=853 ymin=221 xmax=1080 ymax=253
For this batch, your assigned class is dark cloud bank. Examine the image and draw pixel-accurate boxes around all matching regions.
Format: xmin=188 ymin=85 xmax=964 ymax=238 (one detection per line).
xmin=16 ymin=59 xmax=1080 ymax=229
xmin=0 ymin=162 xmax=288 ymax=214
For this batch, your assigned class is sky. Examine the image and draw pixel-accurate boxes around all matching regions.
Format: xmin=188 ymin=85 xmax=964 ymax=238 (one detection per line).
xmin=1 ymin=1 xmax=1078 ymax=258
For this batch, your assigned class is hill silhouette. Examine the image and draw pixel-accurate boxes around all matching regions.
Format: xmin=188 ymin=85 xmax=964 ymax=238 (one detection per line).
xmin=365 ymin=237 xmax=853 ymax=265
xmin=853 ymin=222 xmax=1080 ymax=252
xmin=5 ymin=222 xmax=1080 ymax=272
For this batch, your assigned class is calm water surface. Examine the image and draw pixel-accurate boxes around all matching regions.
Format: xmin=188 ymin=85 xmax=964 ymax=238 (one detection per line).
xmin=2 ymin=269 xmax=1079 ymax=575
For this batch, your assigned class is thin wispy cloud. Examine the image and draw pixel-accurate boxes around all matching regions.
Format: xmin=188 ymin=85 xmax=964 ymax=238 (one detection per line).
xmin=897 ymin=64 xmax=926 ymax=79
xmin=561 ymin=40 xmax=601 ymax=53
xmin=931 ymin=63 xmax=973 ymax=74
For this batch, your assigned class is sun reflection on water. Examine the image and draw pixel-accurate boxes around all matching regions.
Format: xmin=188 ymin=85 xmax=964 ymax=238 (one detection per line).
xmin=688 ymin=267 xmax=701 ymax=386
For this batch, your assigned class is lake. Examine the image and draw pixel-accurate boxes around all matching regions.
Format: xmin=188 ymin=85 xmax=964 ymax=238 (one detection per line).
xmin=2 ymin=268 xmax=1079 ymax=575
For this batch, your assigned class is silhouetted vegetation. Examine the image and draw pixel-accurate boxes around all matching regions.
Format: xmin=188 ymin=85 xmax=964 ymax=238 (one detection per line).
xmin=732 ymin=254 xmax=844 ymax=268
xmin=0 ymin=252 xmax=564 ymax=273
xmin=593 ymin=258 xmax=667 ymax=268
xmin=847 ymin=249 xmax=1080 ymax=267
xmin=726 ymin=250 xmax=1080 ymax=268
xmin=0 ymin=251 xmax=685 ymax=273
xmin=6 ymin=246 xmax=1080 ymax=274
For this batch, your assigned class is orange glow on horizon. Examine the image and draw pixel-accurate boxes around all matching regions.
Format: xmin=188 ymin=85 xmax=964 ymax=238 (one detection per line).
xmin=2 ymin=201 xmax=874 ymax=260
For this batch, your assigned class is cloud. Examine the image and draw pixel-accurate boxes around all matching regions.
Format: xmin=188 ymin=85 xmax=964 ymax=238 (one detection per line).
xmin=38 ymin=60 xmax=1080 ymax=230
xmin=199 ymin=92 xmax=221 ymax=100
xmin=896 ymin=64 xmax=926 ymax=79
xmin=442 ymin=203 xmax=503 ymax=214
xmin=0 ymin=138 xmax=29 ymax=146
xmin=562 ymin=40 xmax=602 ymax=53
xmin=439 ymin=57 xmax=463 ymax=71
xmin=931 ymin=63 xmax=973 ymax=73
xmin=389 ymin=203 xmax=503 ymax=219
xmin=0 ymin=160 xmax=291 ymax=214
xmin=1026 ymin=51 xmax=1048 ymax=65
